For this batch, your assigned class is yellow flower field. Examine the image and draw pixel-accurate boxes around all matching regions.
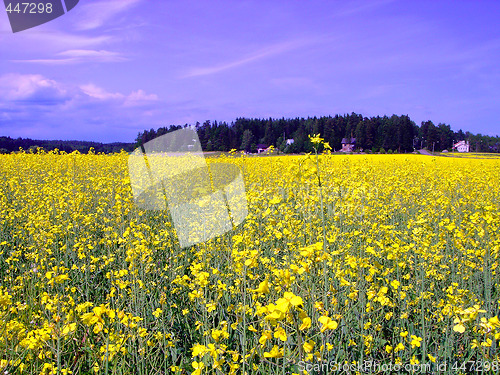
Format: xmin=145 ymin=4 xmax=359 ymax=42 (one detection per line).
xmin=0 ymin=147 xmax=499 ymax=374
xmin=442 ymin=152 xmax=500 ymax=159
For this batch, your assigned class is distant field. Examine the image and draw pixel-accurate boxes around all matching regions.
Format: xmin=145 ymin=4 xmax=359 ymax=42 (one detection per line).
xmin=1 ymin=151 xmax=499 ymax=374
xmin=441 ymin=152 xmax=500 ymax=159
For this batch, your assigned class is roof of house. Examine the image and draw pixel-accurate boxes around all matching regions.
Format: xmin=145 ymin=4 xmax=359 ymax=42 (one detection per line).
xmin=255 ymin=144 xmax=268 ymax=149
xmin=341 ymin=138 xmax=356 ymax=144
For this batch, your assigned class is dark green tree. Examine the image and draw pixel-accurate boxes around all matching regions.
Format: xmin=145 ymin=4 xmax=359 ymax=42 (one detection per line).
xmin=240 ymin=129 xmax=254 ymax=152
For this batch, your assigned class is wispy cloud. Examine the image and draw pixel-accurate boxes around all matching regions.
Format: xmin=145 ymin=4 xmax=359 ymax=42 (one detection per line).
xmin=12 ymin=49 xmax=127 ymax=65
xmin=124 ymin=89 xmax=159 ymax=107
xmin=79 ymin=83 xmax=124 ymax=100
xmin=75 ymin=0 xmax=142 ymax=31
xmin=182 ymin=38 xmax=324 ymax=78
xmin=334 ymin=0 xmax=395 ymax=17
xmin=59 ymin=49 xmax=119 ymax=58
xmin=2 ymin=31 xmax=113 ymax=56
xmin=79 ymin=83 xmax=158 ymax=105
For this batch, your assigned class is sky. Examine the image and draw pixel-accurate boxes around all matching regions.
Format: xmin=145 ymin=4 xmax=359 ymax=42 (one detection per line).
xmin=0 ymin=0 xmax=499 ymax=143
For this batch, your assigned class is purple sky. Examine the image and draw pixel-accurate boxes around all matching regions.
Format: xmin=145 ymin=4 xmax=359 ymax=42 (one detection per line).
xmin=1 ymin=0 xmax=499 ymax=142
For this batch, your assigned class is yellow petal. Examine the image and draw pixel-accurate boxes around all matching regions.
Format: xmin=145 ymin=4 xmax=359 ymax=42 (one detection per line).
xmin=453 ymin=324 xmax=465 ymax=333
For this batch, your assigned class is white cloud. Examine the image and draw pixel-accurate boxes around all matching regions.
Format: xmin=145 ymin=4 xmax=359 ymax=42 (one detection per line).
xmin=79 ymin=84 xmax=159 ymax=106
xmin=21 ymin=30 xmax=112 ymax=50
xmin=80 ymin=83 xmax=124 ymax=100
xmin=0 ymin=73 xmax=69 ymax=101
xmin=12 ymin=49 xmax=127 ymax=65
xmin=124 ymin=90 xmax=159 ymax=106
xmin=182 ymin=37 xmax=324 ymax=78
xmin=75 ymin=0 xmax=142 ymax=31
xmin=59 ymin=49 xmax=116 ymax=58
xmin=0 ymin=73 xmax=162 ymax=141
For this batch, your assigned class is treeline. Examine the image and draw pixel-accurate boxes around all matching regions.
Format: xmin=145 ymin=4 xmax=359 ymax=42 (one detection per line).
xmin=1 ymin=113 xmax=498 ymax=154
xmin=136 ymin=113 xmax=500 ymax=153
xmin=0 ymin=136 xmax=135 ymax=154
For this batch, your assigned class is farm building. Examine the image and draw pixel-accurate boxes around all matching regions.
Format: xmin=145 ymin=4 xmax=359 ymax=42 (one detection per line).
xmin=453 ymin=140 xmax=470 ymax=152
xmin=340 ymin=137 xmax=356 ymax=152
xmin=255 ymin=144 xmax=268 ymax=153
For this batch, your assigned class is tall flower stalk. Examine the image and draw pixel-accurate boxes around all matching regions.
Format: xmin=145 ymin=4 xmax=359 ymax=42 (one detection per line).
xmin=309 ymin=134 xmax=331 ymax=309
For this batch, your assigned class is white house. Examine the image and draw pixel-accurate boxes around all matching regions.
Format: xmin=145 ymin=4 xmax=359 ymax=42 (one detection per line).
xmin=256 ymin=144 xmax=268 ymax=154
xmin=453 ymin=140 xmax=470 ymax=153
xmin=286 ymin=139 xmax=294 ymax=146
